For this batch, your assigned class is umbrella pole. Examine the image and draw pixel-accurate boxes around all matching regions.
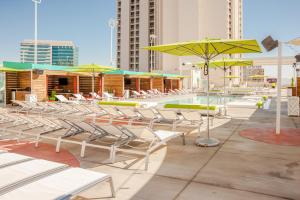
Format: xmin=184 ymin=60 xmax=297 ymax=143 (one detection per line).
xmin=92 ymin=70 xmax=95 ymax=98
xmin=196 ymin=59 xmax=220 ymax=147
xmin=207 ymin=66 xmax=210 ymax=140
xmin=224 ymin=67 xmax=227 ymax=115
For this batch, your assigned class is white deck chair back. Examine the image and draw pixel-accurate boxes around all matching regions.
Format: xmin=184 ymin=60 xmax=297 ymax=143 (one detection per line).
xmin=55 ymin=95 xmax=69 ymax=102
xmin=74 ymin=93 xmax=86 ymax=101
xmin=0 ymin=159 xmax=67 ymax=193
xmin=103 ymin=92 xmax=113 ymax=98
xmin=158 ymin=109 xmax=178 ymax=120
xmin=0 ymin=168 xmax=114 ymax=200
xmin=90 ymin=92 xmax=101 ymax=99
xmin=140 ymin=90 xmax=148 ymax=95
xmin=181 ymin=110 xmax=203 ymax=122
xmin=122 ymin=126 xmax=155 ymax=140
xmin=0 ymin=153 xmax=32 ymax=168
xmin=117 ymin=107 xmax=138 ymax=118
xmin=100 ymin=106 xmax=121 ymax=116
xmin=137 ymin=108 xmax=156 ymax=119
xmin=132 ymin=91 xmax=141 ymax=96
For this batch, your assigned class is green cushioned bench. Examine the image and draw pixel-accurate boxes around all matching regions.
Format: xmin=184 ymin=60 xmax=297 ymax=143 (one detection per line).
xmin=164 ymin=104 xmax=217 ymax=111
xmin=99 ymin=101 xmax=139 ymax=107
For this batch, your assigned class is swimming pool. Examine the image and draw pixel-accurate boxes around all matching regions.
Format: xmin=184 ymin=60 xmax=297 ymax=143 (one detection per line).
xmin=161 ymin=95 xmax=243 ymax=105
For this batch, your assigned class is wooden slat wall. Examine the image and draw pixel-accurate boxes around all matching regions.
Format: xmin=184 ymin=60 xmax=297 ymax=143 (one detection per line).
xmin=172 ymin=79 xmax=179 ymax=90
xmin=140 ymin=78 xmax=151 ymax=91
xmin=164 ymin=79 xmax=171 ymax=92
xmin=79 ymin=76 xmax=100 ymax=95
xmin=103 ymin=75 xmax=124 ymax=97
xmin=152 ymin=78 xmax=164 ymax=92
xmin=297 ymin=78 xmax=300 ymax=96
xmin=18 ymin=72 xmax=31 ymax=89
xmin=124 ymin=78 xmax=138 ymax=91
xmin=5 ymin=72 xmax=18 ymax=104
xmin=32 ymin=72 xmax=47 ymax=101
xmin=47 ymin=75 xmax=76 ymax=97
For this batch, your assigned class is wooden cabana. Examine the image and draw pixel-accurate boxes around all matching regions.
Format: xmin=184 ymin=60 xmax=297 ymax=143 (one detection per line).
xmin=152 ymin=77 xmax=164 ymax=92
xmin=103 ymin=70 xmax=149 ymax=97
xmin=163 ymin=74 xmax=184 ymax=92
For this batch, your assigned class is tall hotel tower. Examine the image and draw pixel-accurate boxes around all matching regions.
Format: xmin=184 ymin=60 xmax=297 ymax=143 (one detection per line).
xmin=116 ymin=0 xmax=243 ymax=86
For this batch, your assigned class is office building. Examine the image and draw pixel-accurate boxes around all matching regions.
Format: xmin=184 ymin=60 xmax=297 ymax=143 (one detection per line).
xmin=116 ymin=0 xmax=243 ymax=87
xmin=20 ymin=40 xmax=78 ymax=66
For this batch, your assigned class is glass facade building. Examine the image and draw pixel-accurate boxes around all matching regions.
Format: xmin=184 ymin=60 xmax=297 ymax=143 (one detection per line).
xmin=20 ymin=40 xmax=78 ymax=66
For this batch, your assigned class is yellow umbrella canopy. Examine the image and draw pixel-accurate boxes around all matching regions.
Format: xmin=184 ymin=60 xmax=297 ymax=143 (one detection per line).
xmin=224 ymin=75 xmax=240 ymax=79
xmin=249 ymin=75 xmax=268 ymax=79
xmin=69 ymin=64 xmax=116 ymax=73
xmin=0 ymin=66 xmax=23 ymax=72
xmin=144 ymin=39 xmax=261 ymax=58
xmin=196 ymin=59 xmax=253 ymax=69
xmin=144 ymin=38 xmax=261 ymax=147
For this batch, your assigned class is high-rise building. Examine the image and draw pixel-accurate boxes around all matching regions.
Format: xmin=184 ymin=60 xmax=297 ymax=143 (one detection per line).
xmin=20 ymin=40 xmax=78 ymax=66
xmin=116 ymin=0 xmax=243 ymax=87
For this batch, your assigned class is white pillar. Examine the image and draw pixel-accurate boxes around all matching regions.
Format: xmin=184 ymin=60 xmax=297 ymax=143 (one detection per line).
xmin=276 ymin=41 xmax=282 ymax=134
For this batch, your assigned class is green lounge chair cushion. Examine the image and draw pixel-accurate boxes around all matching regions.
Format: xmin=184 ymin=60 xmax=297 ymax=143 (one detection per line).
xmin=99 ymin=101 xmax=139 ymax=107
xmin=164 ymin=104 xmax=217 ymax=111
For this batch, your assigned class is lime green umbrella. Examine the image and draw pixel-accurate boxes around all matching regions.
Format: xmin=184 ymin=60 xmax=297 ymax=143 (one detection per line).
xmin=0 ymin=67 xmax=23 ymax=72
xmin=249 ymin=75 xmax=268 ymax=79
xmin=69 ymin=64 xmax=116 ymax=73
xmin=144 ymin=38 xmax=261 ymax=147
xmin=67 ymin=64 xmax=116 ymax=95
xmin=224 ymin=75 xmax=240 ymax=79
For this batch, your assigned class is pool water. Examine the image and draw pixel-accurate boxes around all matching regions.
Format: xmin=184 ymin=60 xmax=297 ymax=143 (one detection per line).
xmin=162 ymin=95 xmax=242 ymax=105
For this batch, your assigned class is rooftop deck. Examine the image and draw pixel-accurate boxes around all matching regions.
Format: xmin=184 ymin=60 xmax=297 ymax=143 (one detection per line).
xmin=1 ymin=98 xmax=300 ymax=200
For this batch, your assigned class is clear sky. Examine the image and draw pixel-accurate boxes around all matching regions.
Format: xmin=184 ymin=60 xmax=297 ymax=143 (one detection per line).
xmin=0 ymin=0 xmax=299 ymax=79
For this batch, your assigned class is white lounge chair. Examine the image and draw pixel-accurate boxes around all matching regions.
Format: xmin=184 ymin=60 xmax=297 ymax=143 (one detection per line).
xmin=90 ymin=92 xmax=103 ymax=100
xmin=132 ymin=91 xmax=145 ymax=99
xmin=0 ymin=159 xmax=67 ymax=194
xmin=73 ymin=93 xmax=90 ymax=102
xmin=157 ymin=109 xmax=183 ymax=131
xmin=55 ymin=95 xmax=77 ymax=104
xmin=0 ymin=153 xmax=32 ymax=168
xmin=103 ymin=92 xmax=124 ymax=100
xmin=136 ymin=108 xmax=161 ymax=128
xmin=116 ymin=106 xmax=141 ymax=125
xmin=115 ymin=125 xmax=183 ymax=170
xmin=0 ymin=168 xmax=115 ymax=200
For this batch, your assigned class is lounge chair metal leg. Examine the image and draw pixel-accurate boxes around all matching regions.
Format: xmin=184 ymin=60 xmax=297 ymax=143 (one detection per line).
xmin=81 ymin=140 xmax=86 ymax=157
xmin=108 ymin=177 xmax=116 ymax=198
xmin=182 ymin=133 xmax=186 ymax=145
xmin=149 ymin=120 xmax=154 ymax=129
xmin=109 ymin=145 xmax=116 ymax=163
xmin=172 ymin=123 xmax=176 ymax=131
xmin=35 ymin=134 xmax=40 ymax=148
xmin=56 ymin=137 xmax=62 ymax=153
xmin=145 ymin=151 xmax=150 ymax=171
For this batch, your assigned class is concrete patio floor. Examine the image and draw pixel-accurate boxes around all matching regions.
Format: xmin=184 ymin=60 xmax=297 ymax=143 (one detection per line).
xmin=69 ymin=99 xmax=300 ymax=200
xmin=2 ymin=98 xmax=300 ymax=200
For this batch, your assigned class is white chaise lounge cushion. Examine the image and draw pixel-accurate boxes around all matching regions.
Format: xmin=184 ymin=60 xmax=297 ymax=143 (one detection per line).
xmin=0 ymin=159 xmax=67 ymax=193
xmin=153 ymin=130 xmax=181 ymax=142
xmin=0 ymin=153 xmax=32 ymax=168
xmin=0 ymin=168 xmax=111 ymax=200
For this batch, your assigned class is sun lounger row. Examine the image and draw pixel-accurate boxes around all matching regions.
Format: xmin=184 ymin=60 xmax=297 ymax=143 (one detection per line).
xmin=131 ymin=89 xmax=192 ymax=99
xmin=11 ymin=100 xmax=207 ymax=129
xmin=0 ymin=110 xmax=184 ymax=170
xmin=0 ymin=152 xmax=115 ymax=200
